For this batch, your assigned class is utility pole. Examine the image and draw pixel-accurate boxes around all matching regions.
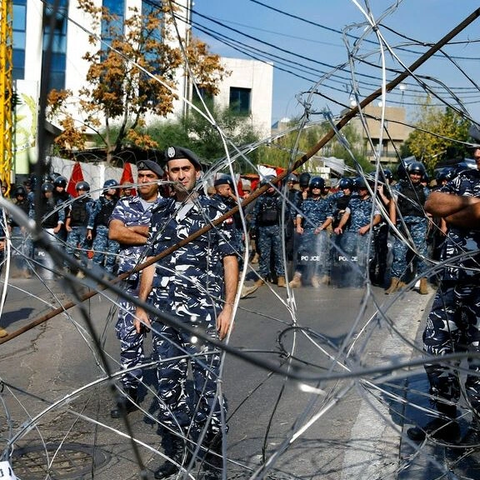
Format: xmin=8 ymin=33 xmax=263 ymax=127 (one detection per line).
xmin=0 ymin=0 xmax=13 ymax=195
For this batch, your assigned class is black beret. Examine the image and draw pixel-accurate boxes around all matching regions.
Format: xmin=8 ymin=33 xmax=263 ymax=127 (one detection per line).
xmin=136 ymin=159 xmax=164 ymax=178
xmin=214 ymin=176 xmax=234 ymax=188
xmin=165 ymin=146 xmax=202 ymax=170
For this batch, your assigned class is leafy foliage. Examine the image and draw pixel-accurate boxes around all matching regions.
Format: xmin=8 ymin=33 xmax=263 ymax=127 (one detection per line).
xmin=259 ymin=120 xmax=372 ymax=175
xmin=47 ymin=1 xmax=226 ymax=162
xmin=403 ymin=96 xmax=470 ymax=173
xmin=139 ymin=103 xmax=262 ymax=171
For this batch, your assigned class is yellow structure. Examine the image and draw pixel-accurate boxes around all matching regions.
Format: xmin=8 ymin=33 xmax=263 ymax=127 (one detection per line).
xmin=0 ymin=0 xmax=13 ymax=194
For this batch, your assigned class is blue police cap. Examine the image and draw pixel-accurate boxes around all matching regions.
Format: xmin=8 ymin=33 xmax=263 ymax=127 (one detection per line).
xmin=214 ymin=176 xmax=234 ymax=188
xmin=165 ymin=146 xmax=202 ymax=171
xmin=136 ymin=159 xmax=164 ymax=178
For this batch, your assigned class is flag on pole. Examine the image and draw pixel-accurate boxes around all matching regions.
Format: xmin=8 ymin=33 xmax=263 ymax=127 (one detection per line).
xmin=67 ymin=162 xmax=84 ymax=197
xmin=119 ymin=162 xmax=136 ymax=196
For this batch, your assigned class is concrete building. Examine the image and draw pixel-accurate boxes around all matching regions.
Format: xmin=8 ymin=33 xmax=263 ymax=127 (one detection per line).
xmin=212 ymin=57 xmax=273 ymax=138
xmin=12 ymin=0 xmax=273 ymax=173
xmin=348 ymin=104 xmax=413 ymax=165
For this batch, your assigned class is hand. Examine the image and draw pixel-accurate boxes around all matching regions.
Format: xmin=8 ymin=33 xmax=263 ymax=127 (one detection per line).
xmin=334 ymin=226 xmax=343 ymax=235
xmin=134 ymin=307 xmax=151 ymax=334
xmin=216 ymin=305 xmax=234 ymax=340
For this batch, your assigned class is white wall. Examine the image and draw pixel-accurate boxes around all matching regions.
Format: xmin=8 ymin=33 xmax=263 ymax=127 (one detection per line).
xmin=214 ymin=58 xmax=273 ymax=137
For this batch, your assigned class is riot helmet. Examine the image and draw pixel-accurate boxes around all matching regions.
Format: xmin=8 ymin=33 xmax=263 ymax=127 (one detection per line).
xmin=76 ymin=181 xmax=90 ymax=192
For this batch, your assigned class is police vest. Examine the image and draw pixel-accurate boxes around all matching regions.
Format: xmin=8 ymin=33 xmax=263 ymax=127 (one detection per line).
xmin=95 ymin=197 xmax=116 ymax=227
xmin=258 ymin=196 xmax=279 ymax=226
xmin=40 ymin=198 xmax=59 ymax=228
xmin=397 ymin=182 xmax=426 ymax=217
xmin=70 ymin=198 xmax=88 ymax=226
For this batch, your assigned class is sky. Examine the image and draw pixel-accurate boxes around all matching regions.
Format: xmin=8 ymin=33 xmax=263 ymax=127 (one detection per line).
xmin=190 ymin=0 xmax=480 ymax=126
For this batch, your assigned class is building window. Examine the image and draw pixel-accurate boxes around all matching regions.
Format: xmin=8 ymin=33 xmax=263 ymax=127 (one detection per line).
xmin=43 ymin=0 xmax=68 ymax=91
xmin=13 ymin=0 xmax=27 ymax=80
xmin=192 ymin=87 xmax=214 ymax=109
xmin=102 ymin=0 xmax=125 ymax=49
xmin=229 ymin=87 xmax=251 ymax=115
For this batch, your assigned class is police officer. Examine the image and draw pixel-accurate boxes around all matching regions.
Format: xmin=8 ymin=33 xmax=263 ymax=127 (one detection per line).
xmin=52 ymin=175 xmax=71 ymax=244
xmin=10 ymin=185 xmax=32 ymax=278
xmin=386 ymin=162 xmax=430 ymax=294
xmin=370 ymin=170 xmax=393 ymax=287
xmin=334 ymin=177 xmax=381 ymax=288
xmin=87 ymin=179 xmax=120 ymax=274
xmin=135 ymin=146 xmax=238 ymax=480
xmin=212 ymin=176 xmax=258 ymax=298
xmin=407 ymin=144 xmax=480 ymax=445
xmin=109 ymin=160 xmax=163 ymax=419
xmin=251 ymin=176 xmax=286 ymax=288
xmin=290 ymin=177 xmax=332 ymax=288
xmin=64 ymin=181 xmax=94 ymax=277
xmin=29 ymin=182 xmax=65 ymax=280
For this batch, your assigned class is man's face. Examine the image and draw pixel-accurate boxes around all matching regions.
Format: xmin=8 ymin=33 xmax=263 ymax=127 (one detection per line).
xmin=216 ymin=184 xmax=232 ymax=198
xmin=409 ymin=172 xmax=422 ymax=184
xmin=167 ymin=159 xmax=200 ymax=193
xmin=473 ymin=148 xmax=480 ymax=169
xmin=137 ymin=170 xmax=159 ymax=199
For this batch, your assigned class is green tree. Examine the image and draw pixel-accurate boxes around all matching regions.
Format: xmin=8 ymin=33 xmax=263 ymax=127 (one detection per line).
xmin=47 ymin=1 xmax=226 ymax=163
xmin=403 ymin=96 xmax=470 ymax=173
xmin=138 ymin=103 xmax=261 ymax=171
xmin=259 ymin=120 xmax=372 ymax=175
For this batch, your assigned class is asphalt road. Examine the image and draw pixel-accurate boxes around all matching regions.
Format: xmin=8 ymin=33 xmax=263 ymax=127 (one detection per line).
xmin=0 ymin=272 xmax=434 ymax=479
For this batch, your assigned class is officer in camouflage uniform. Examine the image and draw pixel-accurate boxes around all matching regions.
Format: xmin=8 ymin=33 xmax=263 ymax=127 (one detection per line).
xmin=334 ymin=177 xmax=381 ymax=287
xmin=289 ymin=177 xmax=332 ymax=288
xmin=251 ymin=176 xmax=286 ymax=287
xmin=386 ymin=162 xmax=430 ymax=294
xmin=135 ymin=146 xmax=238 ymax=480
xmin=64 ymin=181 xmax=94 ymax=276
xmin=407 ymin=145 xmax=480 ymax=445
xmin=87 ymin=179 xmax=120 ymax=274
xmin=108 ymin=160 xmax=163 ymax=419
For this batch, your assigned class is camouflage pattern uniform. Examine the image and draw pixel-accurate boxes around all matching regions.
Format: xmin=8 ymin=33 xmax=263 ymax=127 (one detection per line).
xmin=111 ymin=194 xmax=159 ymax=391
xmin=211 ymin=193 xmax=244 ymax=269
xmin=296 ymin=196 xmax=332 ymax=279
xmin=146 ymin=195 xmax=235 ymax=439
xmin=88 ymin=195 xmax=120 ymax=273
xmin=65 ymin=195 xmax=95 ymax=269
xmin=340 ymin=194 xmax=380 ymax=285
xmin=390 ymin=180 xmax=430 ymax=279
xmin=423 ymin=169 xmax=480 ymax=415
xmin=251 ymin=192 xmax=285 ymax=280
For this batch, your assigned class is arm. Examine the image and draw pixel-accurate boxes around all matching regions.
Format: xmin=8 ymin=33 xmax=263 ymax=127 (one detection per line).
xmin=134 ymin=262 xmax=155 ymax=334
xmin=109 ymin=218 xmax=149 ymax=245
xmin=316 ymin=216 xmax=332 ymax=233
xmin=389 ymin=196 xmax=397 ymax=225
xmin=425 ymin=191 xmax=480 ymax=221
xmin=296 ymin=214 xmax=304 ymax=234
xmin=334 ymin=210 xmax=350 ymax=235
xmin=359 ymin=213 xmax=381 ymax=235
xmin=217 ymin=254 xmax=239 ymax=340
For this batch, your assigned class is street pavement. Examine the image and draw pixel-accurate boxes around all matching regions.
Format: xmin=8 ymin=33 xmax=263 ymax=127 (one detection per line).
xmin=0 ymin=271 xmax=478 ymax=479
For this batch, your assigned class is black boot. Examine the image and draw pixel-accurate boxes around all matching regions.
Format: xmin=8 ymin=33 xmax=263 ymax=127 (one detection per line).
xmin=110 ymin=387 xmax=139 ymax=419
xmin=202 ymin=434 xmax=223 ymax=480
xmin=154 ymin=431 xmax=190 ymax=479
xmin=407 ymin=404 xmax=460 ymax=443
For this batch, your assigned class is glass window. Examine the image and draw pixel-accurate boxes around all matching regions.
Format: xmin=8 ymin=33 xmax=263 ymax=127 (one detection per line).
xmin=43 ymin=1 xmax=68 ymax=91
xmin=229 ymin=87 xmax=251 ymax=115
xmin=13 ymin=1 xmax=27 ymax=80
